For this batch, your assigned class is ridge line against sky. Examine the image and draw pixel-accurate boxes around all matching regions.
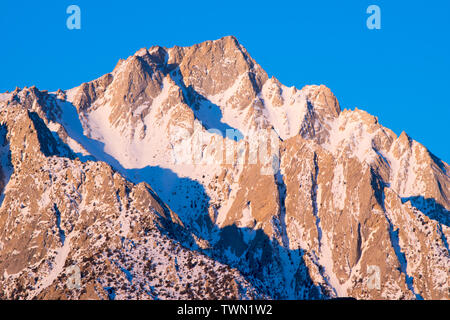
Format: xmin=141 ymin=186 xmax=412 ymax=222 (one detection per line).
xmin=0 ymin=0 xmax=449 ymax=162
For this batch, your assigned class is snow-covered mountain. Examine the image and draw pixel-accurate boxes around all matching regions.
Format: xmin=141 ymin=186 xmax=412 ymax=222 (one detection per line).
xmin=0 ymin=36 xmax=448 ymax=299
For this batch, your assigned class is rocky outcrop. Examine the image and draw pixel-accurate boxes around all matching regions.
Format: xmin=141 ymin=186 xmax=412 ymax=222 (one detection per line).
xmin=0 ymin=36 xmax=448 ymax=300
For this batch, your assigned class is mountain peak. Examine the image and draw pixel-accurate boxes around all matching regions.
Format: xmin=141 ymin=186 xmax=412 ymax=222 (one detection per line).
xmin=303 ymin=84 xmax=341 ymax=117
xmin=398 ymin=130 xmax=411 ymax=144
xmin=1 ymin=37 xmax=449 ymax=300
xmin=193 ymin=35 xmax=241 ymax=50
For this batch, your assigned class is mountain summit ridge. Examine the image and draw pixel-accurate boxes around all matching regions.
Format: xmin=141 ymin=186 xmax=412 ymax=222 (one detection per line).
xmin=0 ymin=36 xmax=448 ymax=300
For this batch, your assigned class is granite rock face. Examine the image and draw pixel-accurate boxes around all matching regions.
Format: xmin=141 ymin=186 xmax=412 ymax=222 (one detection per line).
xmin=0 ymin=36 xmax=448 ymax=300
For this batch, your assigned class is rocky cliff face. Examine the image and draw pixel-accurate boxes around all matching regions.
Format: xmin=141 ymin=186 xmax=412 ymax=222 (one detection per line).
xmin=0 ymin=36 xmax=448 ymax=300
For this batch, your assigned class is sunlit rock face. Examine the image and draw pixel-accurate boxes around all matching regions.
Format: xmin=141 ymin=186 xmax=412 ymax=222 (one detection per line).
xmin=0 ymin=36 xmax=448 ymax=300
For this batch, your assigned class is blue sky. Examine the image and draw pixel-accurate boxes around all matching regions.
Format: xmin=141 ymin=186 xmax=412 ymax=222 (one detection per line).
xmin=0 ymin=0 xmax=449 ymax=162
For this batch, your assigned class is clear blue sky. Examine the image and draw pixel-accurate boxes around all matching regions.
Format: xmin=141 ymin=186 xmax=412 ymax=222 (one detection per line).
xmin=1 ymin=0 xmax=449 ymax=162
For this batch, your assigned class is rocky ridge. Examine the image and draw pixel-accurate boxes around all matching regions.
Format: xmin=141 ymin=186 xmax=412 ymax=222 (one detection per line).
xmin=0 ymin=36 xmax=448 ymax=299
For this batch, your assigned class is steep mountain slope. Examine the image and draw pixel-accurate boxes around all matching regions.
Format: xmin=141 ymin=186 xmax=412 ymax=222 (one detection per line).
xmin=0 ymin=89 xmax=263 ymax=300
xmin=0 ymin=36 xmax=448 ymax=299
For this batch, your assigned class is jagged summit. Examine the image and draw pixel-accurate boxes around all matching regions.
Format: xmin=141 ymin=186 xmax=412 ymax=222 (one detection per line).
xmin=0 ymin=37 xmax=448 ymax=300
